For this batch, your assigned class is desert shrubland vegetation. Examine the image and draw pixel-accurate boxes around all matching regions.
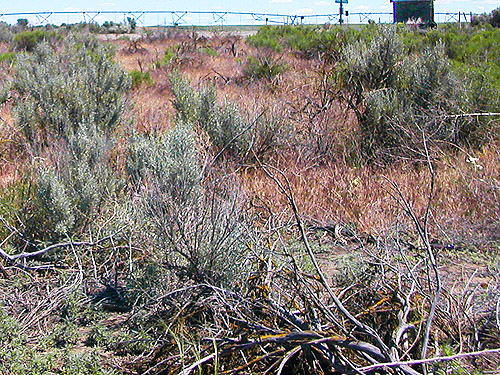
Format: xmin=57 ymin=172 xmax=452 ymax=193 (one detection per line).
xmin=0 ymin=10 xmax=499 ymax=374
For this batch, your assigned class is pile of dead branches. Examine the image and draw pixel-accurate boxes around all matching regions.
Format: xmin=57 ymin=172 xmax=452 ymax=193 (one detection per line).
xmin=128 ymin=165 xmax=499 ymax=375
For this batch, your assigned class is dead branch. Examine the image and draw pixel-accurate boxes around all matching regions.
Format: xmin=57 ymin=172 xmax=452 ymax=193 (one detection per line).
xmin=258 ymin=163 xmax=424 ymax=375
xmin=443 ymin=112 xmax=500 ymax=119
xmin=218 ymin=334 xmax=421 ymax=375
xmin=358 ymin=347 xmax=500 ymax=373
xmin=259 ymin=165 xmax=392 ymax=349
xmin=212 ymin=69 xmax=231 ymax=84
xmin=381 ymin=134 xmax=441 ymax=371
xmin=0 ymin=229 xmax=124 ymax=269
xmin=223 ymin=349 xmax=286 ymax=374
xmin=277 ymin=345 xmax=302 ymax=375
xmin=180 ymin=353 xmax=217 ymax=375
xmin=419 ymin=136 xmax=441 ymax=368
xmin=497 ymin=297 xmax=500 ymax=333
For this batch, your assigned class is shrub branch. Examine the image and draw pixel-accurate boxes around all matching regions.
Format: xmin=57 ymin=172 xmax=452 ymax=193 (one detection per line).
xmin=0 ymin=229 xmax=123 ymax=269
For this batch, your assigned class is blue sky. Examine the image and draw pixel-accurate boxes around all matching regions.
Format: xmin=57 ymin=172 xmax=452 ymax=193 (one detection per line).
xmin=1 ymin=1 xmax=498 ymax=25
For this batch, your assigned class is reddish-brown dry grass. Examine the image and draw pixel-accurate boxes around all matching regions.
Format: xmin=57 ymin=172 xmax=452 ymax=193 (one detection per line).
xmin=111 ymin=32 xmax=500 ymax=250
xmin=0 ymin=102 xmax=26 ymax=188
xmin=0 ymin=31 xmax=498 ymax=250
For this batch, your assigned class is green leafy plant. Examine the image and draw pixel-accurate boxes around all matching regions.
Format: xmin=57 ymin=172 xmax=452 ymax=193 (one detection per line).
xmin=130 ymin=70 xmax=153 ymax=87
xmin=247 ymin=24 xmax=364 ymax=60
xmin=0 ymin=52 xmax=16 ymax=64
xmin=198 ymin=47 xmax=218 ymax=56
xmin=244 ymin=53 xmax=288 ymax=81
xmin=85 ymin=324 xmax=116 ymax=349
xmin=13 ymin=29 xmax=60 ymax=51
xmin=154 ymin=45 xmax=179 ymax=68
xmin=0 ymin=310 xmax=56 ymax=374
xmin=61 ymin=351 xmax=115 ymax=375
xmin=472 ymin=7 xmax=500 ymax=28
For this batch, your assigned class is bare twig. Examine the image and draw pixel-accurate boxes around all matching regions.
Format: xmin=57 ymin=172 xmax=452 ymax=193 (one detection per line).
xmin=0 ymin=228 xmax=124 ymax=268
xmin=419 ymin=135 xmax=441 ymax=368
xmin=259 ymin=164 xmax=392 ymax=356
xmin=223 ymin=349 xmax=286 ymax=374
xmin=496 ymin=296 xmax=500 ymax=333
xmin=382 ymin=133 xmax=441 ymax=371
xmin=443 ymin=112 xmax=500 ymax=119
xmin=277 ymin=346 xmax=302 ymax=375
xmin=179 ymin=353 xmax=216 ymax=375
xmin=358 ymin=348 xmax=500 ymax=373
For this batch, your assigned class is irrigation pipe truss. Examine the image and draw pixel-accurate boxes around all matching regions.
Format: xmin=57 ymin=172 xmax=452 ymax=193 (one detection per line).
xmin=0 ymin=10 xmax=478 ymax=26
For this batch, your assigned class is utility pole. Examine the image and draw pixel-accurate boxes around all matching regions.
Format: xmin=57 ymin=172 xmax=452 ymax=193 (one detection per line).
xmin=339 ymin=0 xmax=343 ymax=24
xmin=336 ymin=0 xmax=347 ymax=25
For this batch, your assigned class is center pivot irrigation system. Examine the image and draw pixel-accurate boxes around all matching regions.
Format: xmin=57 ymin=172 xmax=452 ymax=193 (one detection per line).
xmin=0 ymin=9 xmax=476 ymax=27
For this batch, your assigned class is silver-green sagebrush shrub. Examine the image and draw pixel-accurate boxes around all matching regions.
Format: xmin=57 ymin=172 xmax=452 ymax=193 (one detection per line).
xmin=154 ymin=183 xmax=249 ymax=287
xmin=0 ymin=22 xmax=13 ymax=43
xmin=14 ymin=38 xmax=131 ymax=148
xmin=339 ymin=26 xmax=403 ymax=106
xmin=129 ymin=123 xmax=250 ymax=288
xmin=199 ymin=84 xmax=250 ymax=156
xmin=251 ymin=105 xmax=293 ymax=159
xmin=128 ymin=121 xmax=202 ymax=204
xmin=338 ymin=26 xmax=481 ymax=163
xmin=170 ymin=72 xmax=292 ymax=162
xmin=360 ymin=44 xmax=470 ymax=162
xmin=34 ymin=124 xmax=119 ymax=236
xmin=243 ymin=52 xmax=288 ymax=81
xmin=37 ymin=166 xmax=76 ymax=235
xmin=12 ymin=38 xmax=130 ymax=239
xmin=169 ymin=71 xmax=201 ymax=124
xmin=0 ymin=82 xmax=11 ymax=105
xmin=142 ymin=179 xmax=250 ymax=288
xmin=169 ymin=72 xmax=262 ymax=160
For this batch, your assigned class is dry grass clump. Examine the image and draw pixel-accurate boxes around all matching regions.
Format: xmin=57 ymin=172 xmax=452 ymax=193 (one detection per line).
xmin=129 ymin=86 xmax=175 ymax=134
xmin=241 ymin=150 xmax=500 ymax=244
xmin=0 ymin=102 xmax=25 ymax=188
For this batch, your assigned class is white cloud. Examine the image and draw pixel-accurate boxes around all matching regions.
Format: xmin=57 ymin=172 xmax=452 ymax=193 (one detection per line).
xmin=353 ymin=5 xmax=370 ymax=11
xmin=314 ymin=1 xmax=331 ymax=6
xmin=437 ymin=0 xmax=470 ymax=3
xmin=101 ymin=2 xmax=115 ymax=6
xmin=64 ymin=7 xmax=83 ymax=12
xmin=269 ymin=0 xmax=293 ymax=3
xmin=296 ymin=8 xmax=314 ymax=15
